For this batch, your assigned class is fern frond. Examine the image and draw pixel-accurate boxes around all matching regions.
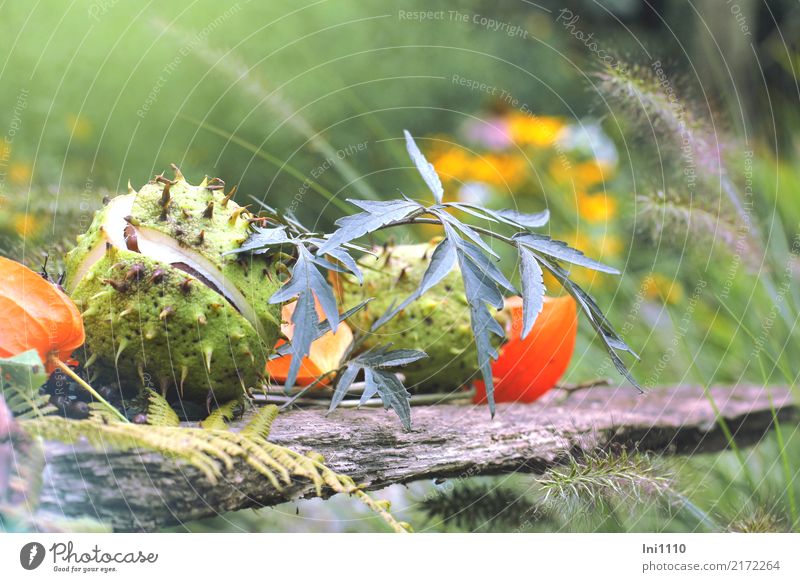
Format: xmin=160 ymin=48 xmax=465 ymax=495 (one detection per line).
xmin=23 ymin=417 xmax=228 ymax=483
xmin=4 ymin=392 xmax=55 ymax=419
xmin=240 ymin=405 xmax=279 ymax=440
xmin=200 ymin=399 xmax=242 ymax=431
xmin=87 ymin=403 xmax=123 ymax=424
xmin=146 ymin=390 xmax=180 ymax=427
xmin=0 ymin=351 xmax=51 ymax=420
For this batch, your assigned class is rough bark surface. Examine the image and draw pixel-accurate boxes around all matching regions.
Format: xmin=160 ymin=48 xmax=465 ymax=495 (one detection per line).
xmin=35 ymin=384 xmax=796 ymax=531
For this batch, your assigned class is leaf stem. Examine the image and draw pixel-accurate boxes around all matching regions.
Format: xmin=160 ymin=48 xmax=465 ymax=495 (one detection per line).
xmin=53 ymin=359 xmax=129 ymax=423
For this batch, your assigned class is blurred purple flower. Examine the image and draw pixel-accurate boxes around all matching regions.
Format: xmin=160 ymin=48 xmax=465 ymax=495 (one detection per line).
xmin=463 ymin=117 xmax=513 ymax=151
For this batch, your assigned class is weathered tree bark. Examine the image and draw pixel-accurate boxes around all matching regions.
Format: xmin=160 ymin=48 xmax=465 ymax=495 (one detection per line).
xmin=35 ymin=384 xmax=796 ymax=531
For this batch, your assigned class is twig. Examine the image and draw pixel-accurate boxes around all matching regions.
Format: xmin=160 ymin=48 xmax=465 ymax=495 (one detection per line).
xmin=53 ymin=359 xmax=129 ymax=423
xmin=555 ymin=378 xmax=613 ymax=394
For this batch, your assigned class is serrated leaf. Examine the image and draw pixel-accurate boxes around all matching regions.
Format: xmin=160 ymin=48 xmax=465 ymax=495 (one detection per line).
xmin=273 ymin=300 xmax=371 ymax=359
xmin=456 ymin=238 xmax=516 ymax=294
xmin=355 ymin=348 xmax=427 ymax=369
xmin=444 ymin=202 xmax=500 ymax=223
xmin=303 ymin=236 xmax=365 ymax=282
xmin=225 ymin=226 xmax=291 ymax=255
xmin=604 ymin=334 xmax=637 ymax=355
xmin=327 ymin=345 xmax=423 ymax=428
xmin=518 ymin=246 xmax=545 ymax=338
xmin=456 ymin=245 xmax=505 ymax=310
xmin=416 ymin=236 xmax=458 ymax=296
xmin=370 ymin=236 xmax=457 ymax=331
xmin=270 ymin=245 xmax=339 ymax=332
xmin=322 ymin=247 xmax=363 ymax=283
xmin=310 ymin=254 xmax=350 ymax=274
xmin=316 ymin=199 xmax=421 ymax=255
xmin=466 ymin=301 xmax=504 ymax=417
xmin=359 ymin=375 xmax=378 ymax=405
xmin=446 ymin=203 xmax=550 ymax=230
xmin=432 ymin=208 xmax=499 ymax=259
xmin=514 ymin=233 xmax=619 ymax=274
xmin=534 ymin=252 xmax=641 ymax=390
xmin=454 ymin=247 xmax=506 ymax=416
xmin=282 ymin=289 xmax=317 ymax=391
xmin=365 ymin=368 xmax=412 ymax=430
xmin=328 ymin=363 xmax=360 ymax=414
xmin=540 ymin=258 xmax=635 ymax=357
xmin=494 ymin=208 xmax=550 ymax=229
xmin=404 ymin=129 xmax=444 ymax=204
xmin=269 ymin=246 xmax=340 ymax=391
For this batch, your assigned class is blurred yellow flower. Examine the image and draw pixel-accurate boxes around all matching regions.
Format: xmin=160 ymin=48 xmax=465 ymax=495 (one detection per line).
xmin=642 ymin=273 xmax=684 ymax=305
xmin=13 ymin=213 xmax=40 ymax=237
xmin=508 ymin=114 xmax=565 ymax=147
xmin=66 ymin=113 xmax=92 ymax=141
xmin=9 ymin=162 xmax=32 ymax=184
xmin=574 ymin=160 xmax=613 ymax=188
xmin=578 ymin=193 xmax=617 ymax=222
xmin=432 ymin=148 xmax=471 ymax=182
xmin=433 ymin=149 xmax=528 ymax=189
xmin=471 ymin=154 xmax=527 ymax=188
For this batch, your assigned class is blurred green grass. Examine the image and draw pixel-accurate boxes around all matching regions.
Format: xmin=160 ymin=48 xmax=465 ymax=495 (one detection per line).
xmin=0 ymin=0 xmax=588 ymax=227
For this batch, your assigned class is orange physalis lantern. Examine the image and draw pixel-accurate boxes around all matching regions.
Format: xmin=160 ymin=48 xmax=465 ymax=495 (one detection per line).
xmin=474 ymin=295 xmax=578 ymax=404
xmin=0 ymin=256 xmax=84 ymax=373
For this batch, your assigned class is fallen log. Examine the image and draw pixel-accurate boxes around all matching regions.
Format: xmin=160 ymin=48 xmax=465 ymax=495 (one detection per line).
xmin=35 ymin=384 xmax=797 ymax=531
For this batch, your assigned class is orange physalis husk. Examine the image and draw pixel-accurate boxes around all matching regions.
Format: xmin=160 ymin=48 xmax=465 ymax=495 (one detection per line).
xmin=0 ymin=256 xmax=85 ymax=374
xmin=0 ymin=257 xmax=128 ymax=422
xmin=474 ymin=294 xmax=577 ymax=404
xmin=266 ymin=299 xmax=353 ymax=387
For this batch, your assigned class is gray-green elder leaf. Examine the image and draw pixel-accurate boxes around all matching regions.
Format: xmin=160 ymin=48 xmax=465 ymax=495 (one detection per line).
xmin=455 ymin=237 xmax=516 ymax=294
xmin=269 ymin=245 xmax=340 ymax=390
xmin=494 ymin=208 xmax=550 ymax=229
xmin=328 ymin=364 xmax=360 ymax=414
xmin=514 ymin=233 xmax=620 ymax=274
xmin=370 ymin=236 xmax=457 ymax=331
xmin=404 ymin=129 xmax=444 ymax=204
xmin=432 ymin=208 xmax=499 ymax=259
xmin=328 ymin=346 xmax=425 ymax=429
xmin=518 ymin=246 xmax=545 ymax=339
xmin=453 ymin=236 xmax=506 ymax=416
xmin=223 ymin=225 xmax=291 ymax=255
xmin=316 ymin=199 xmax=421 ymax=254
xmin=365 ymin=367 xmax=413 ymax=430
xmin=272 ymin=300 xmax=370 ymax=359
xmin=354 ymin=348 xmax=428 ymax=369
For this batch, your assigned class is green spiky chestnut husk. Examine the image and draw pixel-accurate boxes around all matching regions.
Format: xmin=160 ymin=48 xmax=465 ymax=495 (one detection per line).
xmin=339 ymin=241 xmax=505 ymax=392
xmin=64 ymin=170 xmax=282 ymax=403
